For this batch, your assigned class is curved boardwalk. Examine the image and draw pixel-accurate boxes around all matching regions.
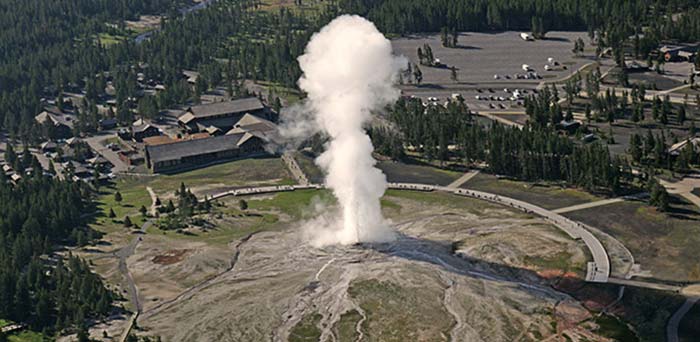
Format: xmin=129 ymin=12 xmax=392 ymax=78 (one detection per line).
xmin=206 ymin=182 xmax=611 ymax=283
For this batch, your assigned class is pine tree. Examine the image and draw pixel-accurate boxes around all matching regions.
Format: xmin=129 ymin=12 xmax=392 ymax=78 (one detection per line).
xmin=108 ymin=208 xmax=116 ymax=218
xmin=123 ymin=216 xmax=133 ymax=228
xmin=114 ymin=191 xmax=122 ymax=205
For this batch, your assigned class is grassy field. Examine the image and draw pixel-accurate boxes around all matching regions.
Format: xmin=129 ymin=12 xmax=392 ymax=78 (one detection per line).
xmin=91 ymin=177 xmax=152 ymax=237
xmin=97 ymin=33 xmax=126 ymax=46
xmin=90 ymin=158 xmax=293 ymax=244
xmin=377 ymin=161 xmax=462 ymax=186
xmin=7 ymin=331 xmax=45 ymax=342
xmin=289 ymin=312 xmax=323 ymax=342
xmin=146 ymin=210 xmax=279 ymax=246
xmin=333 ymin=310 xmax=363 ymax=341
xmin=564 ymin=196 xmax=700 ymax=282
xmin=245 ymin=189 xmax=334 ymax=220
xmin=254 ymin=0 xmax=330 ymax=14
xmin=463 ymin=173 xmax=601 ymax=210
xmin=148 ymin=157 xmax=294 ymax=198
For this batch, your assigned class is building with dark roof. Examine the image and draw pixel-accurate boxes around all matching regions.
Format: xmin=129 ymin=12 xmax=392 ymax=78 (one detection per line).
xmin=35 ymin=110 xmax=74 ymax=139
xmin=145 ymin=132 xmax=266 ymax=173
xmin=178 ymin=97 xmax=270 ymax=133
xmin=132 ymin=124 xmax=160 ymax=142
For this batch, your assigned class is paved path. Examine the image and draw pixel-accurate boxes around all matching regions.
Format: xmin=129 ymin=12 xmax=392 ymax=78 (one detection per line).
xmin=553 ymin=198 xmax=625 ymax=214
xmin=667 ymin=296 xmax=700 ymax=342
xmin=446 ymin=170 xmax=480 ymax=189
xmin=607 ymin=277 xmax=682 ymax=292
xmin=552 ymin=192 xmax=648 ymax=214
xmin=659 ymin=84 xmax=692 ymax=96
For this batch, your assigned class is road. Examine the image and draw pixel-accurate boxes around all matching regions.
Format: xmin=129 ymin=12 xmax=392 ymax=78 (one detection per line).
xmin=667 ymin=296 xmax=700 ymax=342
xmin=84 ymin=133 xmax=131 ymax=173
xmin=661 ymin=176 xmax=700 ymax=209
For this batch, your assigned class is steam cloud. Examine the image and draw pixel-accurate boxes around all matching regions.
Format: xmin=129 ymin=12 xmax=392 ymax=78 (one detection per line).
xmin=280 ymin=15 xmax=406 ymax=246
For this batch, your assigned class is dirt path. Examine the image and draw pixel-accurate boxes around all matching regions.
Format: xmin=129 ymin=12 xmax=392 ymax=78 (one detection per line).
xmin=146 ymin=187 xmax=158 ymax=215
xmin=552 ymin=192 xmax=647 ymax=214
xmin=282 ymin=152 xmax=309 ymax=185
xmin=116 ymin=219 xmax=151 ymax=342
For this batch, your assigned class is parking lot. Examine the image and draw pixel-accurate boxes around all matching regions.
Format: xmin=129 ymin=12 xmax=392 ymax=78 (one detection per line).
xmin=392 ymin=31 xmax=594 ymax=112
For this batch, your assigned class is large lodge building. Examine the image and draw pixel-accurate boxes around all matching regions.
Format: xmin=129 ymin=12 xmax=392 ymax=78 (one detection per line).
xmin=146 ymin=97 xmax=278 ymax=173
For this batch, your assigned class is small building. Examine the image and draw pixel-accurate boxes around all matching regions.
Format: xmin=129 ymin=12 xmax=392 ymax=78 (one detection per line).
xmin=40 ymin=141 xmax=58 ymax=152
xmin=557 ymin=120 xmax=582 ymax=134
xmin=87 ymin=156 xmax=112 ymax=170
xmin=65 ymin=137 xmax=83 ymax=147
xmin=132 ymin=124 xmax=160 ymax=142
xmin=661 ymin=44 xmax=699 ymax=62
xmin=99 ymin=118 xmax=118 ymax=130
xmin=225 ymin=114 xmax=278 ymax=140
xmin=118 ymin=150 xmax=145 ymax=166
xmin=668 ymin=137 xmax=700 ymax=156
xmin=178 ymin=97 xmax=270 ymax=134
xmin=35 ymin=111 xmax=74 ymax=139
xmin=182 ymin=70 xmax=200 ymax=85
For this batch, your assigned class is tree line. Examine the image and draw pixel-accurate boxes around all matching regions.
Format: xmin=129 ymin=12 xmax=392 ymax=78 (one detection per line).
xmin=380 ymin=96 xmax=627 ymax=194
xmin=0 ymin=174 xmax=113 ymax=336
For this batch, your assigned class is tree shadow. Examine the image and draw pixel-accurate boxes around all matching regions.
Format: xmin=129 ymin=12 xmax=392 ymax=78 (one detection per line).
xmin=453 ymin=45 xmax=482 ymax=50
xmin=542 ymin=36 xmax=571 ymax=43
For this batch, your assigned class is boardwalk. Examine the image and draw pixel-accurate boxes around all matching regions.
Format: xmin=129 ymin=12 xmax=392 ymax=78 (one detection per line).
xmin=206 ymin=182 xmax=611 ymax=283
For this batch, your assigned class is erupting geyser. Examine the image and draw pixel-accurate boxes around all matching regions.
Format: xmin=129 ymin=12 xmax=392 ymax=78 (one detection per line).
xmin=284 ymin=15 xmax=406 ymax=246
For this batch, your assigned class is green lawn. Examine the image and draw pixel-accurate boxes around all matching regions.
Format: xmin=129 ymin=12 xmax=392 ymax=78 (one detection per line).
xmin=91 ymin=177 xmax=152 ymax=235
xmin=148 ymin=157 xmax=294 ymax=198
xmin=146 ymin=210 xmax=279 ymax=246
xmin=333 ymin=310 xmax=363 ymax=341
xmin=464 ymin=173 xmax=601 ymax=210
xmin=289 ymin=313 xmax=323 ymax=342
xmin=384 ymin=189 xmax=528 ymax=218
xmin=245 ymin=189 xmax=334 ymax=220
xmin=0 ymin=319 xmax=11 ymax=328
xmin=97 ymin=33 xmax=126 ymax=46
xmin=7 ymin=331 xmax=45 ymax=342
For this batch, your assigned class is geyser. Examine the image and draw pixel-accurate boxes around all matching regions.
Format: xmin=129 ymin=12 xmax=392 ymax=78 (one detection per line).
xmin=286 ymin=15 xmax=406 ymax=246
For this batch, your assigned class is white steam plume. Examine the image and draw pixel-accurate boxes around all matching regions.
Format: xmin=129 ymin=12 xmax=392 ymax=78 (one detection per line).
xmin=282 ymin=15 xmax=405 ymax=246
